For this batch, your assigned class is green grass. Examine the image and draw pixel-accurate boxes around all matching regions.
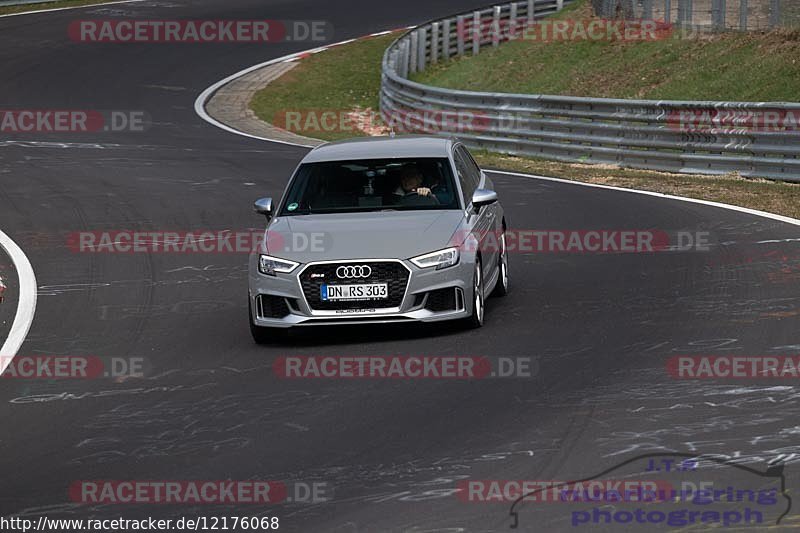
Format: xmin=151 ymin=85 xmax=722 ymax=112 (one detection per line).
xmin=413 ymin=1 xmax=800 ymax=101
xmin=0 ymin=0 xmax=118 ymax=15
xmin=250 ymin=33 xmax=397 ymax=141
xmin=472 ymin=151 xmax=800 ymax=220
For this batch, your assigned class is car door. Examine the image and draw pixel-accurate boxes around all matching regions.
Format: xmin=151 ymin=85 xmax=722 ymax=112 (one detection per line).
xmin=453 ymin=144 xmax=498 ymax=285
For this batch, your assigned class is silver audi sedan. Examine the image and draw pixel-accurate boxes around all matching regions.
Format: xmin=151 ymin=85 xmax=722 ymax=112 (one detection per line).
xmin=248 ymin=135 xmax=508 ymax=342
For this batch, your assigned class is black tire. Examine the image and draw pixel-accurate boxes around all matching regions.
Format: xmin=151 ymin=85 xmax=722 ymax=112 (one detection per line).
xmin=492 ymin=229 xmax=509 ymax=297
xmin=249 ymin=304 xmax=287 ymax=344
xmin=464 ymin=257 xmax=485 ymax=329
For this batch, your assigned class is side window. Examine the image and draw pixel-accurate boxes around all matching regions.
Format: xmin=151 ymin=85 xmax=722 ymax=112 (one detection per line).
xmin=453 ymin=146 xmax=479 ymax=207
xmin=461 ymin=147 xmax=483 ymax=189
xmin=453 ymin=149 xmax=472 ymax=207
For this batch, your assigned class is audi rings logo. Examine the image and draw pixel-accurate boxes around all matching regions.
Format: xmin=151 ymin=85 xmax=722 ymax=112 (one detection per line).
xmin=336 ymin=265 xmax=372 ymax=279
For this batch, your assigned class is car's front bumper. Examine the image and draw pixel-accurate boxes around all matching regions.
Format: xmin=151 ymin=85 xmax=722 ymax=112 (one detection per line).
xmin=248 ymin=255 xmax=475 ymax=328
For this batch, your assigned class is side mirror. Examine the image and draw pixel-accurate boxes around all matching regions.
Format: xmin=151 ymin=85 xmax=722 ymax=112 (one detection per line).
xmin=254 ymin=197 xmax=273 ymax=220
xmin=471 ymin=189 xmax=498 ymax=213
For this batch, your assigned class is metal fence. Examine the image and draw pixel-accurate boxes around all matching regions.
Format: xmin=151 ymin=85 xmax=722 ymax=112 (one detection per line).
xmin=592 ymin=0 xmax=798 ymax=30
xmin=379 ymin=0 xmax=800 ymax=181
xmin=593 ymin=0 xmax=793 ymax=31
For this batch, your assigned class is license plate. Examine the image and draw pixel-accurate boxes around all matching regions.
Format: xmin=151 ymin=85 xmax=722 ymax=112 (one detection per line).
xmin=321 ymin=283 xmax=388 ymax=301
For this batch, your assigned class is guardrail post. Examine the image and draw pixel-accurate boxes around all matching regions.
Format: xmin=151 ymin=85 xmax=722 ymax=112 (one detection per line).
xmin=418 ymin=26 xmax=427 ymax=72
xmin=509 ymin=2 xmax=518 ymax=40
xmin=409 ymin=31 xmax=418 ymax=73
xmin=664 ymin=0 xmax=671 ymax=24
xmin=472 ymin=11 xmax=481 ymax=55
xmin=492 ymin=6 xmax=501 ymax=47
xmin=405 ymin=40 xmax=413 ymax=78
xmin=395 ymin=41 xmax=403 ymax=78
xmin=557 ymin=0 xmax=564 ymax=10
xmin=527 ymin=0 xmax=535 ymax=22
xmin=431 ymin=22 xmax=439 ymax=64
xmin=456 ymin=15 xmax=466 ymax=56
xmin=711 ymin=0 xmax=722 ymax=29
xmin=770 ymin=0 xmax=779 ymax=27
xmin=643 ymin=0 xmax=653 ymax=20
xmin=442 ymin=19 xmax=451 ymax=60
xmin=739 ymin=0 xmax=747 ymax=30
xmin=388 ymin=49 xmax=399 ymax=84
xmin=677 ymin=0 xmax=692 ymax=26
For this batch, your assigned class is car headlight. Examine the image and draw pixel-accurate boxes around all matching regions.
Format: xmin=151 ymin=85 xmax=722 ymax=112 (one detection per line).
xmin=259 ymin=254 xmax=299 ymax=276
xmin=410 ymin=247 xmax=460 ymax=270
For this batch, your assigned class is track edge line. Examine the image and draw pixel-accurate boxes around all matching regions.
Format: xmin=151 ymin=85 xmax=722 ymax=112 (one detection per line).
xmin=488 ymin=170 xmax=800 ymax=227
xmin=0 ymin=229 xmax=37 ymax=373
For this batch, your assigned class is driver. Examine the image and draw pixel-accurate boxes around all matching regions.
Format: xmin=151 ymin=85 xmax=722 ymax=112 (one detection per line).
xmin=394 ymin=165 xmax=433 ymax=198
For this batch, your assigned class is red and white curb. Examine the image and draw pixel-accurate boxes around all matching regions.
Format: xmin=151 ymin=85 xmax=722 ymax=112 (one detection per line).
xmin=281 ymin=29 xmax=407 ymax=63
xmin=194 ymin=27 xmax=412 ymax=147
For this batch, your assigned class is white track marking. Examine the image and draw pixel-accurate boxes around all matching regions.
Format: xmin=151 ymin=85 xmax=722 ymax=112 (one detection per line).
xmin=0 ymin=0 xmax=144 ymax=19
xmin=0 ymin=230 xmax=37 ymax=374
xmin=489 ymin=170 xmax=800 ymax=227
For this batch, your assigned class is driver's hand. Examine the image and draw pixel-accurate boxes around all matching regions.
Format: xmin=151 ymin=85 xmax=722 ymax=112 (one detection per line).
xmin=416 ymin=187 xmax=432 ymax=197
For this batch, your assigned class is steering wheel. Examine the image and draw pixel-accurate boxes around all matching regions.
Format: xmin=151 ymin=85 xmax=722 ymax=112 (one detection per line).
xmin=399 ymin=190 xmax=439 ymax=206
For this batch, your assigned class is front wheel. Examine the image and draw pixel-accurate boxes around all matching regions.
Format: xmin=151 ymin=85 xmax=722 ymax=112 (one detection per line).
xmin=492 ymin=230 xmax=509 ymax=297
xmin=464 ymin=257 xmax=485 ymax=329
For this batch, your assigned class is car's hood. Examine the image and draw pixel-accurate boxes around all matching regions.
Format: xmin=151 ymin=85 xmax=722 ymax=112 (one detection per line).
xmin=265 ymin=210 xmax=466 ymax=263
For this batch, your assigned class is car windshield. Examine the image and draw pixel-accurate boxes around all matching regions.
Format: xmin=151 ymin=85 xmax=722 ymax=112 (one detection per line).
xmin=279 ymin=157 xmax=460 ymax=215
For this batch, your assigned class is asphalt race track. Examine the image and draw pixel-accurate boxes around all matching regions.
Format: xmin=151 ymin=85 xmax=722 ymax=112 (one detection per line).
xmin=1 ymin=1 xmax=800 ymax=531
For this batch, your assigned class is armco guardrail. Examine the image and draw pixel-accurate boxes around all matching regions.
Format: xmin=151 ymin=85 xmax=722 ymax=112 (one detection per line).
xmin=380 ymin=0 xmax=800 ymax=181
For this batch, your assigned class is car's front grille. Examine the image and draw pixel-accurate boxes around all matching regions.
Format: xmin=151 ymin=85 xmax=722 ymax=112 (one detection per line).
xmin=299 ymin=261 xmax=410 ymax=311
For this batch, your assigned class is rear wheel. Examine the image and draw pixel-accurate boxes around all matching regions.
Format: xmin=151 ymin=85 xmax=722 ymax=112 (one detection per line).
xmin=492 ymin=230 xmax=509 ymax=297
xmin=465 ymin=257 xmax=485 ymax=329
